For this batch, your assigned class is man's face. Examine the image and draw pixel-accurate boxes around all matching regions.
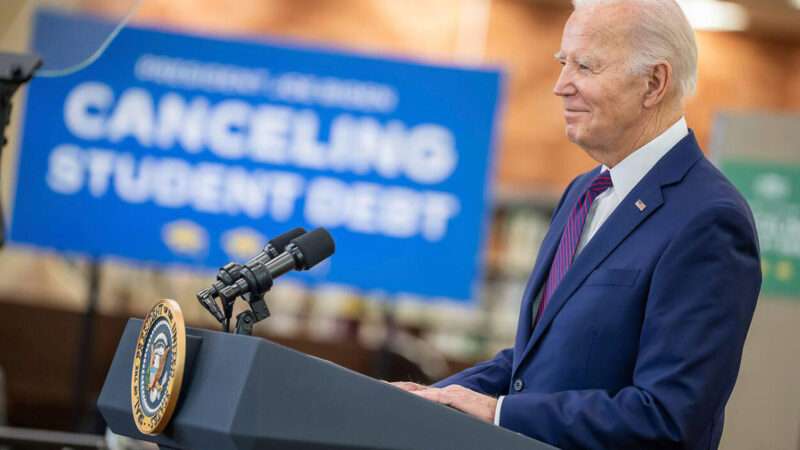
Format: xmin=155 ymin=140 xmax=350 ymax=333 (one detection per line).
xmin=553 ymin=5 xmax=647 ymax=154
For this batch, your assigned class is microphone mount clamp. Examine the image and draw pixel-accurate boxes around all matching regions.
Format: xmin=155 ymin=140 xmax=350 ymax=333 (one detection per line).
xmin=197 ymin=259 xmax=276 ymax=335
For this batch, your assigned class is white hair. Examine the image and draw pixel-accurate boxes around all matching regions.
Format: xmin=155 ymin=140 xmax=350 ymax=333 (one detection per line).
xmin=572 ymin=0 xmax=698 ymax=100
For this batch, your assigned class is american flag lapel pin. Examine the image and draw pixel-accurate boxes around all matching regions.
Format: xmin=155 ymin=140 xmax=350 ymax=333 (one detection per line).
xmin=635 ymin=199 xmax=647 ymax=211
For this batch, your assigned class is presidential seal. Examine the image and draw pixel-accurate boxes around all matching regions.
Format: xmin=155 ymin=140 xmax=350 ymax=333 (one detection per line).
xmin=131 ymin=299 xmax=186 ymax=435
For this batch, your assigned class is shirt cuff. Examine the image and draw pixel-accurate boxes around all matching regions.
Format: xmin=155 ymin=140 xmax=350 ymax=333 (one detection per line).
xmin=493 ymin=395 xmax=504 ymax=426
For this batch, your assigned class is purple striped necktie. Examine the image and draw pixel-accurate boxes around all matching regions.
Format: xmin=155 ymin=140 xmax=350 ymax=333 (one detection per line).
xmin=535 ymin=170 xmax=613 ymax=325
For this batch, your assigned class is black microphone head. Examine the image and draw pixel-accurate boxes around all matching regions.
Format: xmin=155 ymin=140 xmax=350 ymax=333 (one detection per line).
xmin=269 ymin=227 xmax=306 ymax=253
xmin=291 ymin=227 xmax=335 ymax=269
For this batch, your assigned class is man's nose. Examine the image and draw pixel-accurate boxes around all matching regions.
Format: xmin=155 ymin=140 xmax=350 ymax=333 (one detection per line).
xmin=553 ymin=66 xmax=576 ymax=97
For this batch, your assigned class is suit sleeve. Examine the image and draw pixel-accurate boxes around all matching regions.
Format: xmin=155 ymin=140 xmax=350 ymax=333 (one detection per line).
xmin=499 ymin=204 xmax=761 ymax=449
xmin=432 ymin=348 xmax=513 ymax=395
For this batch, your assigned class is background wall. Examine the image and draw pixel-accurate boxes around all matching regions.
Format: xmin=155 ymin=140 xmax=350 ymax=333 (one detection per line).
xmin=1 ymin=1 xmax=798 ymax=449
xmin=79 ymin=0 xmax=800 ymax=191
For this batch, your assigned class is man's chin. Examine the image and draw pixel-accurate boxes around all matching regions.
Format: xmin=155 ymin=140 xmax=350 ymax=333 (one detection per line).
xmin=565 ymin=125 xmax=581 ymax=144
xmin=565 ymin=127 xmax=596 ymax=151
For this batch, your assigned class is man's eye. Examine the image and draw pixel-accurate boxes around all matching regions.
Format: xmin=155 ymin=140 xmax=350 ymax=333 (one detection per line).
xmin=579 ymin=64 xmax=591 ymax=71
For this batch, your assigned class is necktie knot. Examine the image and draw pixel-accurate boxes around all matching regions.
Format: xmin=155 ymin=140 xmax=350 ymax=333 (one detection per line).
xmin=577 ymin=171 xmax=612 ymax=209
xmin=588 ymin=170 xmax=613 ymax=197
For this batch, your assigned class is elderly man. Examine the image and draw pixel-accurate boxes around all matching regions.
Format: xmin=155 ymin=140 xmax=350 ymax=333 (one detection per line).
xmin=393 ymin=0 xmax=761 ymax=448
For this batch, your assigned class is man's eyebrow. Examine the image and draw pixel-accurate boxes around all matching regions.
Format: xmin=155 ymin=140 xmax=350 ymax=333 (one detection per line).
xmin=553 ymin=52 xmax=599 ymax=67
xmin=575 ymin=54 xmax=598 ymax=65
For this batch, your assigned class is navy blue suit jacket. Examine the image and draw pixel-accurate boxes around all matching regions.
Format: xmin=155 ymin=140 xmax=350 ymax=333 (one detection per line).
xmin=435 ymin=132 xmax=761 ymax=449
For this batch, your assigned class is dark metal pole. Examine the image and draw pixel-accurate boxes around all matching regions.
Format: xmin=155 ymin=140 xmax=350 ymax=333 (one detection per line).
xmin=72 ymin=259 xmax=101 ymax=431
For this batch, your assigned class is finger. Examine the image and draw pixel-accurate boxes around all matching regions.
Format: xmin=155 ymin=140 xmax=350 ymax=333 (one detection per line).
xmin=391 ymin=381 xmax=425 ymax=391
xmin=412 ymin=388 xmax=445 ymax=404
xmin=413 ymin=385 xmax=461 ymax=405
xmin=424 ymin=386 xmax=495 ymax=423
xmin=389 ymin=381 xmax=427 ymax=392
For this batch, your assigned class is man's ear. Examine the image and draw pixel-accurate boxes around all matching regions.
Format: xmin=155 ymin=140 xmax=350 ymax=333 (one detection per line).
xmin=643 ymin=61 xmax=672 ymax=108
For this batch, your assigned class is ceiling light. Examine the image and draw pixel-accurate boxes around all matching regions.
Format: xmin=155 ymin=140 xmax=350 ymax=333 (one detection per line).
xmin=677 ymin=0 xmax=749 ymax=31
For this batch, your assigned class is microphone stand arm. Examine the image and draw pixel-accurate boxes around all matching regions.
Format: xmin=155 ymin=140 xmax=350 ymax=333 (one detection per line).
xmin=219 ymin=262 xmax=274 ymax=335
xmin=199 ymin=257 xmax=278 ymax=334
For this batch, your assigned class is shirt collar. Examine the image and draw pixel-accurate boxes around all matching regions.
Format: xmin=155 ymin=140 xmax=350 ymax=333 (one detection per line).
xmin=602 ymin=116 xmax=688 ymax=200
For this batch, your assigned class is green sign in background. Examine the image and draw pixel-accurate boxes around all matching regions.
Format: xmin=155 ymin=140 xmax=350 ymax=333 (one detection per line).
xmin=721 ymin=159 xmax=800 ymax=298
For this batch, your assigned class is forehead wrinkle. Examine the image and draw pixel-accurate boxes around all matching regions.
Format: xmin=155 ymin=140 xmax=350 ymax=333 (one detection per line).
xmin=559 ymin=29 xmax=611 ymax=66
xmin=562 ymin=4 xmax=638 ymax=67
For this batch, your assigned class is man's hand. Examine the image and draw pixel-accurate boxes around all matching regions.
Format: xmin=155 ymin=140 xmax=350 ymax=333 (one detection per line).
xmin=390 ymin=382 xmax=497 ymax=423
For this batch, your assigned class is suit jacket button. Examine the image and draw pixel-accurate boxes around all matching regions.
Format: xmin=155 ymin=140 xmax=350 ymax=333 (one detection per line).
xmin=513 ymin=379 xmax=524 ymax=392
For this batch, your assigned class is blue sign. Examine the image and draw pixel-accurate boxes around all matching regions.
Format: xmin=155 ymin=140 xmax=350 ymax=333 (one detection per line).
xmin=10 ymin=10 xmax=503 ymax=303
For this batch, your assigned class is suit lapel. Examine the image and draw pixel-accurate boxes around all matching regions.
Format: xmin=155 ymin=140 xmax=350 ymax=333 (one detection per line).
xmin=512 ymin=132 xmax=704 ymax=375
xmin=511 ymin=173 xmax=592 ymax=372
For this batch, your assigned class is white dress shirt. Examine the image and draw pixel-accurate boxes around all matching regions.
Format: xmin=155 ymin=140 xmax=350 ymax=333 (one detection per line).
xmin=493 ymin=117 xmax=689 ymax=426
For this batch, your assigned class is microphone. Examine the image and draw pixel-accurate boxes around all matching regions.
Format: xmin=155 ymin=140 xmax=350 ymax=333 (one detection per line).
xmin=196 ymin=227 xmax=306 ymax=322
xmin=211 ymin=227 xmax=305 ymax=294
xmin=246 ymin=227 xmax=306 ymax=266
xmin=217 ymin=227 xmax=335 ymax=304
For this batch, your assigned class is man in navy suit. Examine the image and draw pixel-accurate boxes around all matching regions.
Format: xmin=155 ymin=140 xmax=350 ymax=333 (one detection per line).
xmin=393 ymin=0 xmax=761 ymax=448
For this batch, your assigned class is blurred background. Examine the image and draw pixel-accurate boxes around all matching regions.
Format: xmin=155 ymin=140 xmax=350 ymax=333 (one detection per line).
xmin=0 ymin=0 xmax=798 ymax=449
